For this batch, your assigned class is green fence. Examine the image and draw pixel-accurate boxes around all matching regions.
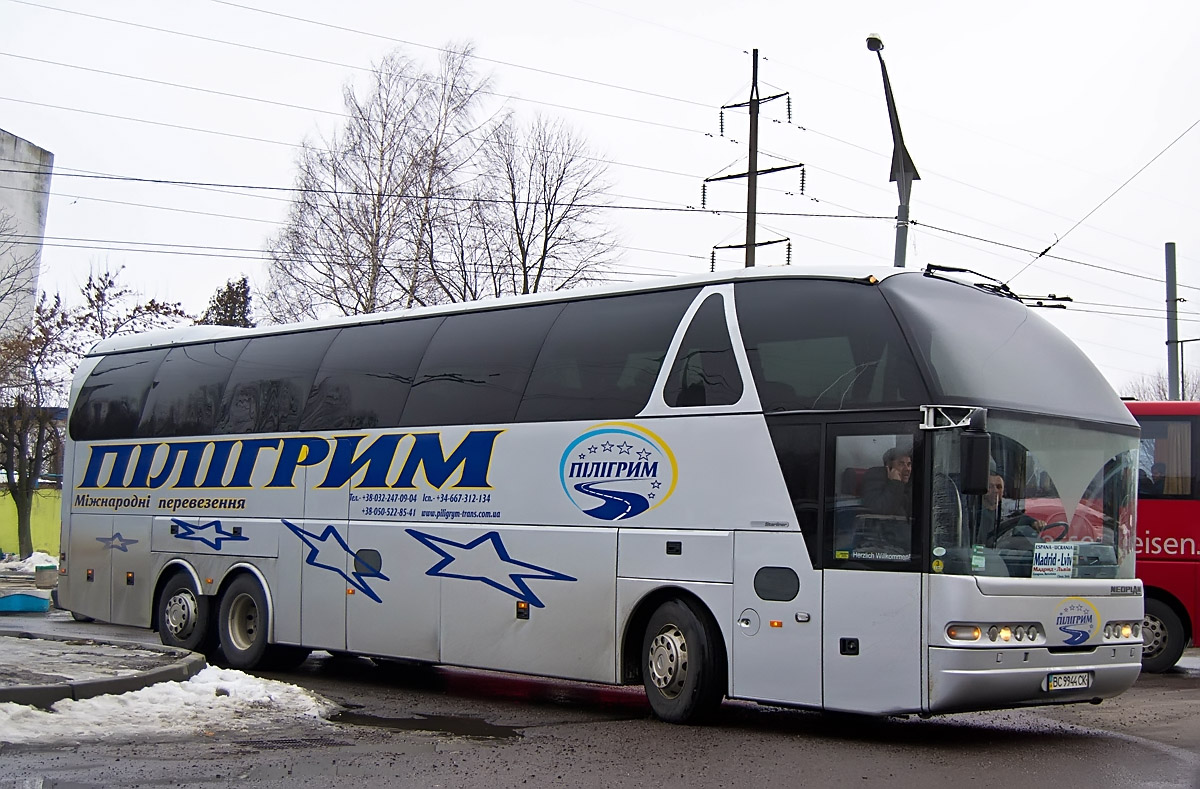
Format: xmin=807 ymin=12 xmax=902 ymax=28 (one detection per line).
xmin=0 ymin=490 xmax=61 ymax=557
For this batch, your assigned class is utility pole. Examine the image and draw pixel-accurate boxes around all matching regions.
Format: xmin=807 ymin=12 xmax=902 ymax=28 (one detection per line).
xmin=866 ymin=35 xmax=920 ymax=268
xmin=706 ymin=49 xmax=801 ymax=268
xmin=1167 ymin=242 xmax=1180 ymax=399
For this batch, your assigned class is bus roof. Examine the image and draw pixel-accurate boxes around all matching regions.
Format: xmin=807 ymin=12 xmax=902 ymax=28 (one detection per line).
xmin=88 ymin=264 xmax=915 ymax=356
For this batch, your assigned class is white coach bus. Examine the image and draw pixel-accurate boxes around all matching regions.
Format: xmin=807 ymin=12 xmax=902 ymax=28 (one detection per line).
xmin=58 ymin=265 xmax=1143 ymax=722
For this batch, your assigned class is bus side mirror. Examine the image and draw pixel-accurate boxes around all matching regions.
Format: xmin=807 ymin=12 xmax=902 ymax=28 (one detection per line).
xmin=960 ymin=430 xmax=991 ymax=495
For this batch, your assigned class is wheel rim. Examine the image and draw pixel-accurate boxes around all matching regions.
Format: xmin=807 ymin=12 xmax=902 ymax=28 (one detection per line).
xmin=164 ymin=589 xmax=199 ymax=640
xmin=227 ymin=592 xmax=260 ymax=653
xmin=648 ymin=622 xmax=689 ymax=699
xmin=1143 ymin=613 xmax=1166 ymax=659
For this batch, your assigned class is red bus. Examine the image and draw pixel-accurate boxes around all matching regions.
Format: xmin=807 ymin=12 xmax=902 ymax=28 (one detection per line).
xmin=1127 ymin=400 xmax=1200 ymax=672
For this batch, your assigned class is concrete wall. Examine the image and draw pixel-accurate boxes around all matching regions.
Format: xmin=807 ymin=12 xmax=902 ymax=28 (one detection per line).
xmin=0 ymin=129 xmax=52 ymax=328
xmin=0 ymin=489 xmax=60 ymax=557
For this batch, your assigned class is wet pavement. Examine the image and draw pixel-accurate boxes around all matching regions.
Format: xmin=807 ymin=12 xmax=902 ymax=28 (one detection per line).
xmin=0 ymin=627 xmax=206 ymax=707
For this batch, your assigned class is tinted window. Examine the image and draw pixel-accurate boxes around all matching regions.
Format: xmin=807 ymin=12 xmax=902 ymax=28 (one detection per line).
xmin=827 ymin=424 xmax=921 ymax=572
xmin=215 ymin=330 xmax=338 ymax=434
xmin=767 ymin=420 xmax=822 ymax=566
xmin=1135 ymin=417 xmax=1195 ymax=498
xmin=737 ymin=279 xmax=927 ymax=412
xmin=300 ymin=318 xmax=442 ymax=431
xmin=69 ymin=349 xmax=167 ymax=441
xmin=664 ymin=293 xmax=742 ymax=408
xmin=518 ymin=288 xmax=699 ymax=422
xmin=402 ymin=305 xmax=563 ymax=427
xmin=137 ymin=341 xmax=248 ymax=437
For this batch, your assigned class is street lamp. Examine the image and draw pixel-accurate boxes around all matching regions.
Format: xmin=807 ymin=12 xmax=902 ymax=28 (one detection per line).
xmin=866 ymin=34 xmax=920 ymax=268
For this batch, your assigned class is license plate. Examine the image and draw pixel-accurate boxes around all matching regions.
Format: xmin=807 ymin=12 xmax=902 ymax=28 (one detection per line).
xmin=1045 ymin=671 xmax=1092 ymax=691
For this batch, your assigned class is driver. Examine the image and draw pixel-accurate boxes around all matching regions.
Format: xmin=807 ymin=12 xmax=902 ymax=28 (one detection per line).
xmin=975 ymin=473 xmax=1044 ymax=547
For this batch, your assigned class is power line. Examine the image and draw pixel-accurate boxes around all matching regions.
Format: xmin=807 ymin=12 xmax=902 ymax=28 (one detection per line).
xmin=1006 ymin=116 xmax=1200 ymax=285
xmin=208 ymin=0 xmax=712 ymax=109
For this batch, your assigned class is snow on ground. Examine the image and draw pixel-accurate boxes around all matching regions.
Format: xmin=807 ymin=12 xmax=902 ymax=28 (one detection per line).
xmin=0 ymin=552 xmax=57 ymax=573
xmin=0 ymin=666 xmax=338 ymax=745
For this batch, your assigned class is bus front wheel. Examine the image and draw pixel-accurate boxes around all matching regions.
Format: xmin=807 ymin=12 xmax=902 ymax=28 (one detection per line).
xmin=157 ymin=570 xmax=212 ymax=653
xmin=641 ymin=599 xmax=724 ymax=724
xmin=1142 ymin=598 xmax=1186 ymax=673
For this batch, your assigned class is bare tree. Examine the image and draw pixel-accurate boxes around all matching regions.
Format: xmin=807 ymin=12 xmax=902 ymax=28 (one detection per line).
xmin=74 ymin=265 xmax=190 ymax=347
xmin=444 ymin=115 xmax=615 ymax=299
xmin=0 ymin=295 xmax=73 ymax=558
xmin=262 ymin=45 xmax=495 ymax=322
xmin=1124 ymin=370 xmax=1200 ymax=401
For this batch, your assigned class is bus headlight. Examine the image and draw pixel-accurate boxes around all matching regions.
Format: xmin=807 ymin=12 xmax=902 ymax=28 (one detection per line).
xmin=946 ymin=624 xmax=981 ymax=641
xmin=1104 ymin=621 xmax=1140 ymax=641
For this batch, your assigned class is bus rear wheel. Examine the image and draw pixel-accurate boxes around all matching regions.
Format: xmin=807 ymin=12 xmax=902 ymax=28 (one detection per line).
xmin=217 ymin=574 xmax=311 ymax=671
xmin=218 ymin=575 xmax=271 ymax=669
xmin=157 ymin=570 xmax=212 ymax=653
xmin=1142 ymin=598 xmax=1186 ymax=673
xmin=641 ymin=599 xmax=724 ymax=724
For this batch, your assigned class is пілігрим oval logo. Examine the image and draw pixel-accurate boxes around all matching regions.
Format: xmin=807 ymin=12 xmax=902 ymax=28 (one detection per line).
xmin=1053 ymin=597 xmax=1100 ymax=646
xmin=559 ymin=423 xmax=676 ymax=521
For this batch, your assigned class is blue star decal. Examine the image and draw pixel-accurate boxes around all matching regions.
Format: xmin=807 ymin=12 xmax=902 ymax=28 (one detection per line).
xmin=282 ymin=519 xmax=389 ymax=603
xmin=171 ymin=519 xmax=249 ymax=551
xmin=96 ymin=532 xmax=139 ymax=552
xmin=405 ymin=529 xmax=576 ymax=608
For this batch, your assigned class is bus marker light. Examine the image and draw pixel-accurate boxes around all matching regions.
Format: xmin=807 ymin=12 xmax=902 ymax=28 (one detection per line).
xmin=1120 ymin=624 xmax=1133 ymax=639
xmin=999 ymin=626 xmax=1012 ymax=642
xmin=769 ymin=620 xmax=783 ymax=628
xmin=205 ymin=578 xmax=214 ymax=585
xmin=946 ymin=625 xmax=980 ymax=641
xmin=346 ymin=588 xmax=355 ymax=595
xmin=126 ymin=572 xmax=134 ymax=585
xmin=516 ymin=601 xmax=530 ymax=620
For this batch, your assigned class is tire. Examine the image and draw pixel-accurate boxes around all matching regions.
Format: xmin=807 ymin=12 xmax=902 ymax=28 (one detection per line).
xmin=218 ymin=574 xmax=271 ymax=669
xmin=70 ymin=611 xmax=95 ymax=623
xmin=1142 ymin=597 xmax=1187 ymax=673
xmin=641 ymin=598 xmax=725 ymax=724
xmin=156 ymin=570 xmax=212 ymax=653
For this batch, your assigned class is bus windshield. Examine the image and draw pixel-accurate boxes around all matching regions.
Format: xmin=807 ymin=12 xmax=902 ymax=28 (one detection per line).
xmin=930 ymin=414 xmax=1137 ymax=580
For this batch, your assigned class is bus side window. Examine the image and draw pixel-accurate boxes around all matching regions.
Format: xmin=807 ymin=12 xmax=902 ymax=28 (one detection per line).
xmin=517 ymin=288 xmax=698 ymax=422
xmin=1137 ymin=419 xmax=1194 ymax=498
xmin=766 ymin=421 xmax=822 ymax=567
xmin=137 ymin=340 xmax=249 ymax=438
xmin=69 ymin=348 xmax=168 ymax=441
xmin=300 ymin=318 xmax=442 ymax=431
xmin=663 ymin=293 xmax=743 ymax=408
xmin=826 ymin=429 xmax=917 ymax=568
xmin=216 ymin=329 xmax=338 ymax=434
xmin=401 ymin=304 xmax=563 ymax=427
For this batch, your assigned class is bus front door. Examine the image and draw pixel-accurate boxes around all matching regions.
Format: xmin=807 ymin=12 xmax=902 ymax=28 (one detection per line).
xmin=822 ymin=569 xmax=922 ymax=714
xmin=731 ymin=531 xmax=823 ymax=708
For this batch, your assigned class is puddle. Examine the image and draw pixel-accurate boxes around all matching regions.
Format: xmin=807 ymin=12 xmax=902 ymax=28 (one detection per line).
xmin=329 ymin=710 xmax=522 ymax=740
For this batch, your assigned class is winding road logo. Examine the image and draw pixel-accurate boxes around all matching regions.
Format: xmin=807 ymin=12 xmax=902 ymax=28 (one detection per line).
xmin=1053 ymin=596 xmax=1099 ymax=645
xmin=559 ymin=422 xmax=677 ymax=521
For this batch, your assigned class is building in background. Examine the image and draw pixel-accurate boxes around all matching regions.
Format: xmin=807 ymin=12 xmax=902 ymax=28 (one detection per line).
xmin=0 ymin=129 xmax=52 ymax=330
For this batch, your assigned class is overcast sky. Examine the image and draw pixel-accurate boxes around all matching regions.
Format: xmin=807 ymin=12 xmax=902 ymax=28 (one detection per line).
xmin=2 ymin=0 xmax=1198 ymax=393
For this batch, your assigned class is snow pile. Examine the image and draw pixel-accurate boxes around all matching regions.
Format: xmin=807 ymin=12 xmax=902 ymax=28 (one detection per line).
xmin=0 ymin=666 xmax=338 ymax=744
xmin=0 ymin=552 xmax=57 ymax=573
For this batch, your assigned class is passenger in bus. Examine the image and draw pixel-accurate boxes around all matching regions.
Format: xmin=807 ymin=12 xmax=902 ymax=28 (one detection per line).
xmin=861 ymin=447 xmax=913 ymax=518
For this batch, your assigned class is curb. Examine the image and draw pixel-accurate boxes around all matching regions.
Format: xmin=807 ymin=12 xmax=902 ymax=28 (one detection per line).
xmin=0 ymin=629 xmax=207 ymax=709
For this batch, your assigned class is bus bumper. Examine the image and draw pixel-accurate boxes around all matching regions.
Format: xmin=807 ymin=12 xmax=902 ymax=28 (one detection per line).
xmin=927 ymin=644 xmax=1142 ymax=713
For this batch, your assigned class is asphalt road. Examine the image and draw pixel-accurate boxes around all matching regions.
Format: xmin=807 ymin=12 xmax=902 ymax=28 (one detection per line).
xmin=3 ymin=612 xmax=1199 ymax=789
